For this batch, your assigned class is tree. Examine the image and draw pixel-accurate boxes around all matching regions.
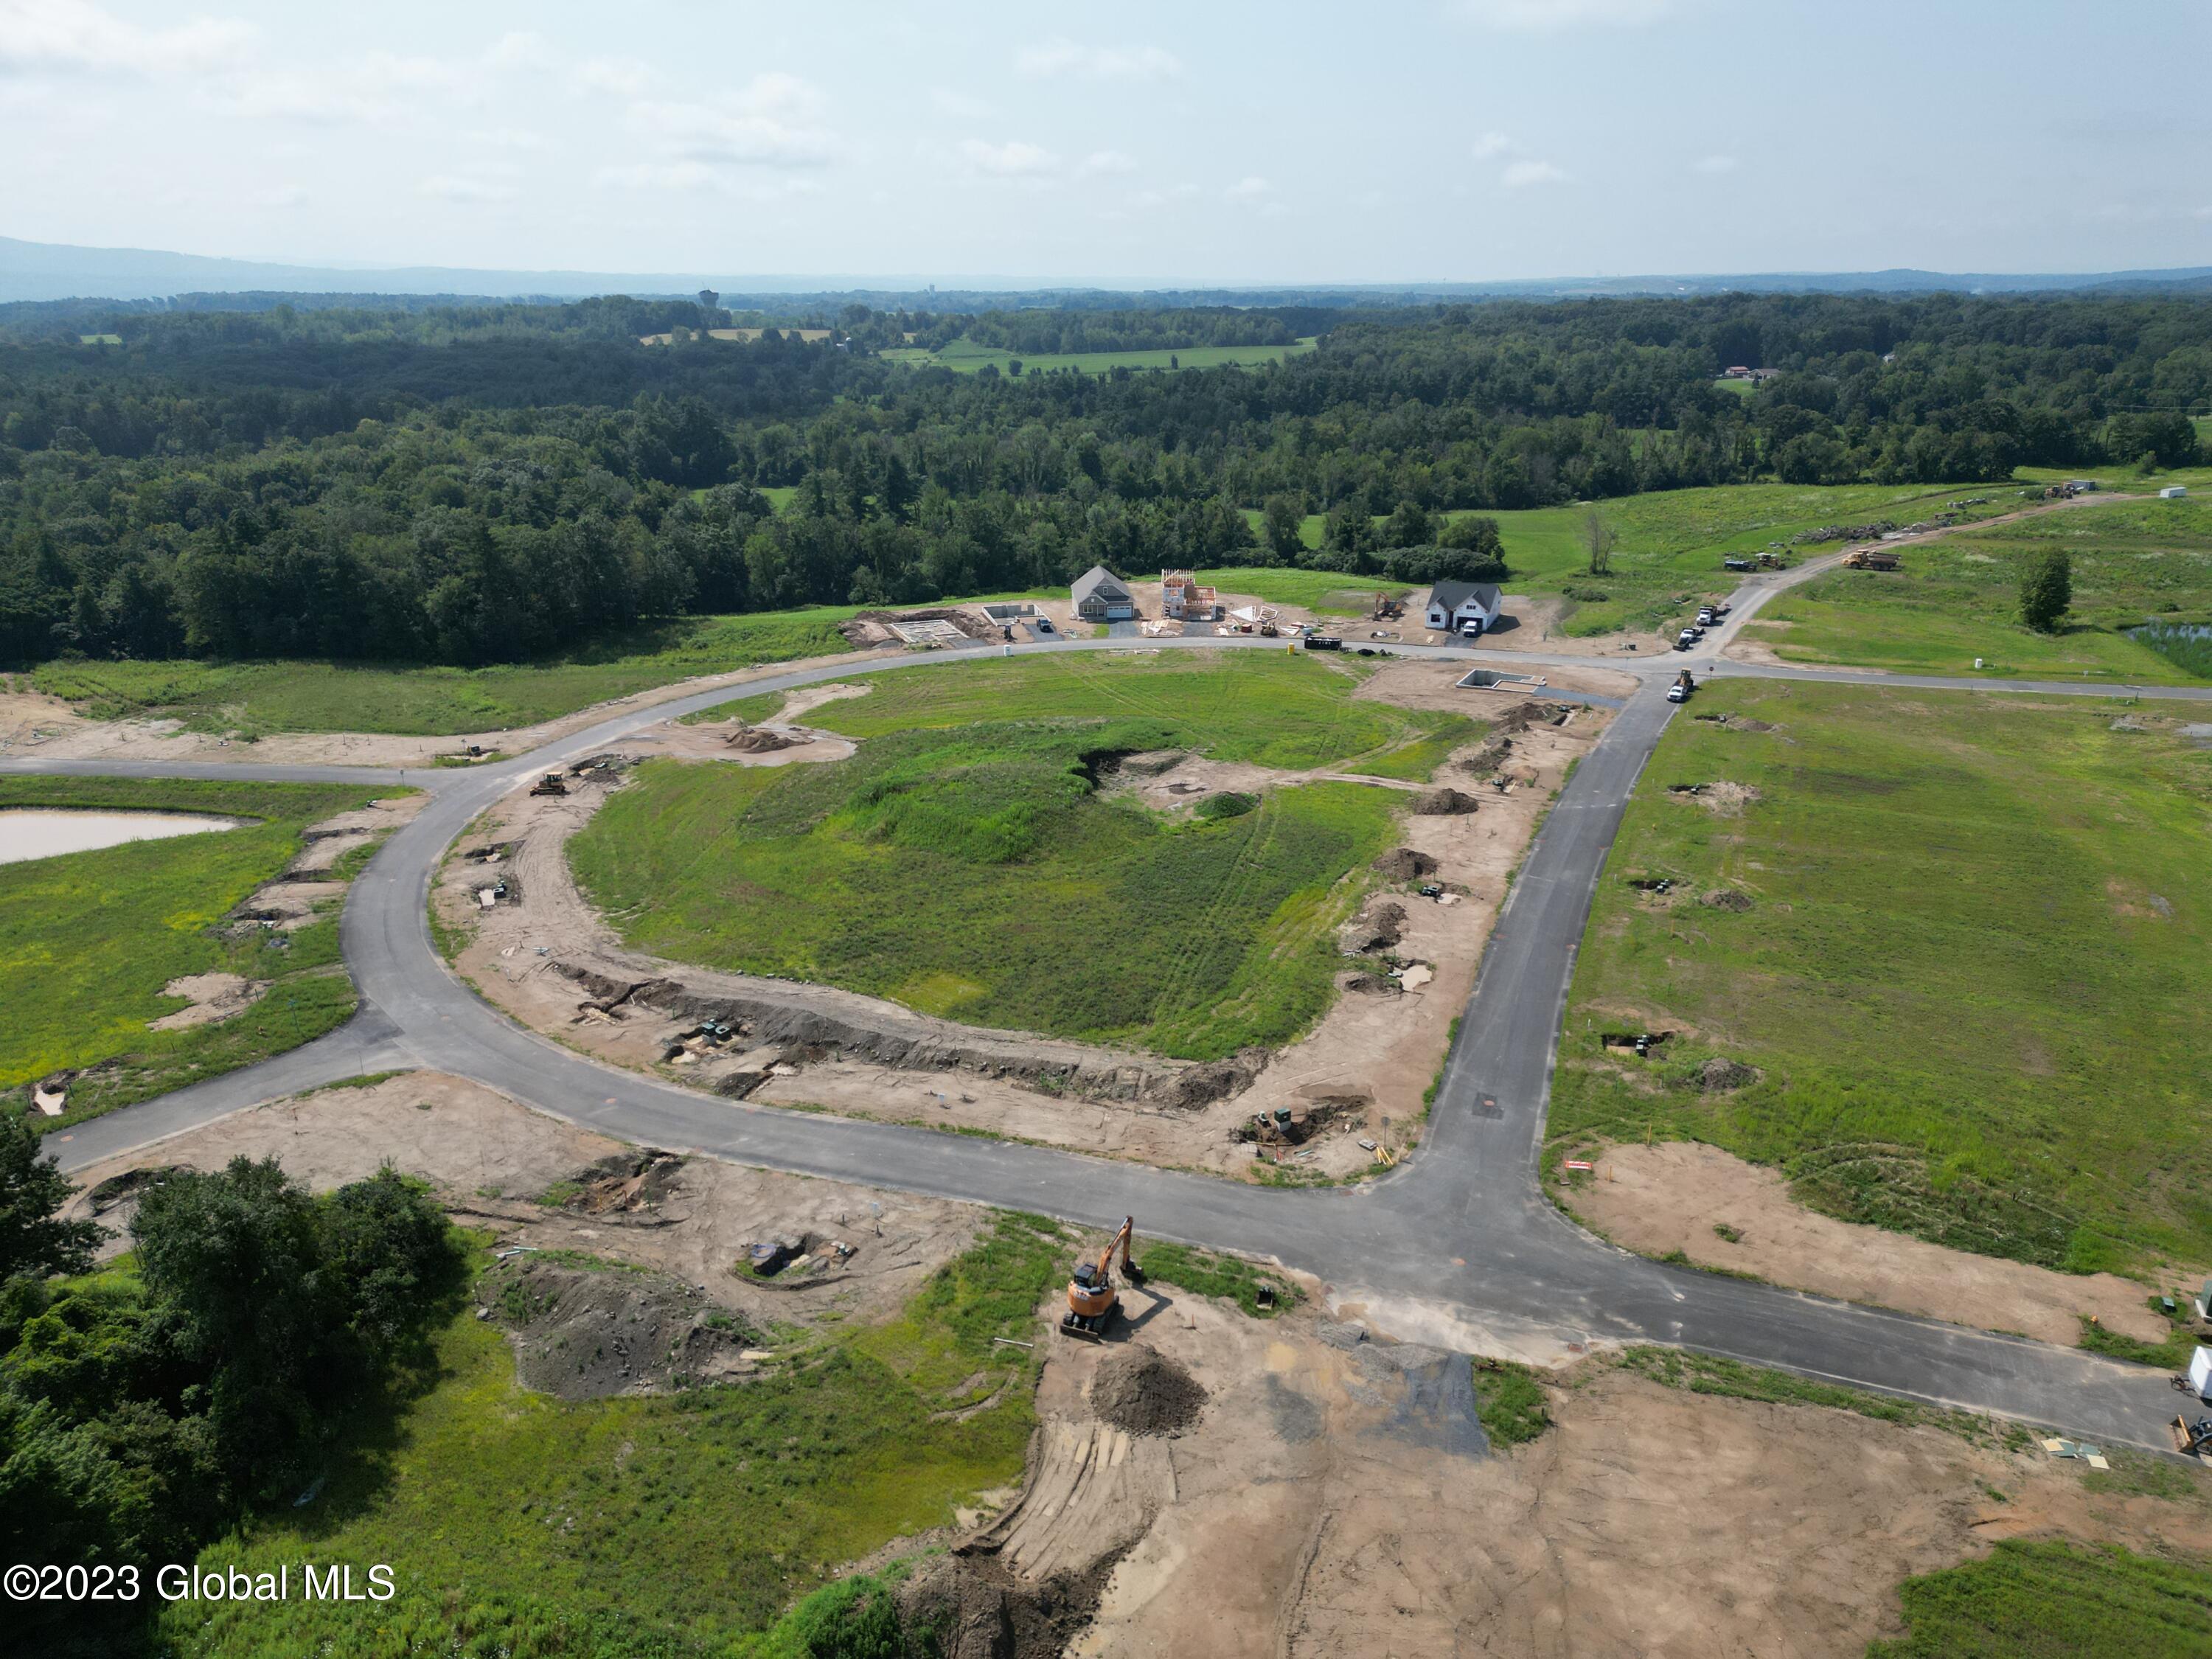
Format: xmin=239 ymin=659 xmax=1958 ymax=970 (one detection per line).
xmin=1582 ymin=507 xmax=1616 ymax=576
xmin=2019 ymin=549 xmax=2072 ymax=633
xmin=0 ymin=1115 xmax=101 ymax=1281
xmin=1261 ymin=495 xmax=1306 ymax=562
xmin=1383 ymin=501 xmax=1433 ymax=549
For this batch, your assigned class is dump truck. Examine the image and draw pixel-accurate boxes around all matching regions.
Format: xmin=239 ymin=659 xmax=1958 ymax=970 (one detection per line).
xmin=1843 ymin=549 xmax=1901 ymax=571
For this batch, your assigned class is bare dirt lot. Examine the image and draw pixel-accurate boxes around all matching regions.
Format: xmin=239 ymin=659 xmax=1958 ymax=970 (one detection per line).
xmin=435 ymin=667 xmax=1615 ymax=1180
xmin=1563 ymin=1140 xmax=2179 ymax=1346
xmin=982 ymin=1290 xmax=2212 ymax=1659
xmin=63 ymin=1072 xmax=982 ymax=1337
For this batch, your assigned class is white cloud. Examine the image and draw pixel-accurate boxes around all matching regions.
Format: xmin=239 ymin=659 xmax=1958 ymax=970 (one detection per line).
xmin=1079 ymin=148 xmax=1135 ymax=175
xmin=592 ymin=161 xmax=818 ymax=201
xmin=1016 ymin=38 xmax=1183 ymax=80
xmin=930 ymin=86 xmax=990 ymax=119
xmin=1693 ymin=153 xmax=1738 ymax=173
xmin=358 ymin=49 xmax=481 ymax=102
xmin=465 ymin=125 xmax=549 ymax=150
xmin=1129 ymin=184 xmax=1200 ymax=211
xmin=0 ymin=0 xmax=254 ymax=76
xmin=417 ymin=173 xmax=515 ymax=204
xmin=1458 ymin=0 xmax=1674 ymax=29
xmin=1502 ymin=159 xmax=1568 ymax=187
xmin=485 ymin=30 xmax=553 ymax=71
xmin=216 ymin=69 xmax=402 ymax=125
xmin=253 ymin=184 xmax=307 ymax=209
xmin=625 ymin=76 xmax=839 ymax=168
xmin=961 ymin=138 xmax=1059 ymax=176
xmin=574 ymin=55 xmax=649 ymax=97
xmin=1225 ymin=175 xmax=1272 ymax=200
xmin=1471 ymin=131 xmax=1516 ymax=161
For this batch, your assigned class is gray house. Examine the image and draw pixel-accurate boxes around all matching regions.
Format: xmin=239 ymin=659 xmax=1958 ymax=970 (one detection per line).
xmin=1071 ymin=565 xmax=1135 ymax=621
xmin=1425 ymin=580 xmax=1502 ymax=636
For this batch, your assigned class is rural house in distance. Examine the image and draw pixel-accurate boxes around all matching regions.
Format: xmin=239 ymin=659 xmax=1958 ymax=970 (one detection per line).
xmin=1072 ymin=566 xmax=1136 ymax=621
xmin=1425 ymin=580 xmax=1503 ymax=636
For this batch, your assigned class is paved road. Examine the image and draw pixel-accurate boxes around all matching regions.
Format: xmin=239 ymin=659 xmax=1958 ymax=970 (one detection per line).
xmin=21 ymin=614 xmax=2212 ymax=1453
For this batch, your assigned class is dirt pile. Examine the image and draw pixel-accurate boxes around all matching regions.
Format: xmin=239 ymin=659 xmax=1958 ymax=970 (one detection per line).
xmin=725 ymin=725 xmax=795 ymax=754
xmin=1412 ymin=786 xmax=1480 ymax=815
xmin=1701 ymin=888 xmax=1756 ymax=911
xmin=897 ymin=1551 xmax=1123 ymax=1659
xmin=147 ymin=972 xmax=268 ymax=1031
xmin=483 ymin=1255 xmax=765 ymax=1399
xmin=1683 ymin=1057 xmax=1759 ymax=1092
xmin=1371 ymin=846 xmax=1439 ymax=882
xmin=1090 ymin=1343 xmax=1208 ymax=1436
xmin=1337 ymin=900 xmax=1407 ymax=955
xmin=1156 ymin=1048 xmax=1267 ymax=1110
xmin=545 ymin=1151 xmax=686 ymax=1215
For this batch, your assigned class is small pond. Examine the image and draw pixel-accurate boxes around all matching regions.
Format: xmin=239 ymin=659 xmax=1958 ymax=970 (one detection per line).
xmin=2129 ymin=621 xmax=2212 ymax=678
xmin=0 ymin=809 xmax=245 ymax=867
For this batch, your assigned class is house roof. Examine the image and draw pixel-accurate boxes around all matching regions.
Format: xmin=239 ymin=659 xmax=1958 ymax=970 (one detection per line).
xmin=1072 ymin=566 xmax=1133 ymax=602
xmin=1429 ymin=580 xmax=1500 ymax=612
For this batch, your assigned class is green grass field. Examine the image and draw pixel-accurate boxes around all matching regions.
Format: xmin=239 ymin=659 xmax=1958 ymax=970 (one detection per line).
xmin=1869 ymin=1540 xmax=2212 ymax=1658
xmin=881 ymin=337 xmax=1317 ymax=376
xmin=1747 ymin=494 xmax=2212 ymax=683
xmin=1 ymin=775 xmax=394 ymax=1127
xmin=1549 ymin=679 xmax=2212 ymax=1273
xmin=30 ymin=610 xmax=865 ymax=738
xmin=574 ymin=654 xmax=1465 ymax=1058
xmin=1197 ymin=566 xmax=1408 ymax=615
xmin=159 ymin=1214 xmax=1068 ymax=1658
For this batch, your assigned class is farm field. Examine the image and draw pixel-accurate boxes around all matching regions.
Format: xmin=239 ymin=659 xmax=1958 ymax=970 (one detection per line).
xmin=1 ymin=774 xmax=392 ymax=1127
xmin=1746 ymin=494 xmax=2212 ymax=683
xmin=881 ymin=336 xmax=1316 ymax=375
xmin=28 ymin=610 xmax=866 ymax=737
xmin=573 ymin=654 xmax=1464 ymax=1057
xmin=1548 ymin=678 xmax=2212 ymax=1273
xmin=157 ymin=1214 xmax=1065 ymax=1659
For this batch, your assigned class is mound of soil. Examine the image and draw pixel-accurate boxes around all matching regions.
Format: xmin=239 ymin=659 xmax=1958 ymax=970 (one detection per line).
xmin=547 ymin=1151 xmax=686 ymax=1216
xmin=897 ymin=1551 xmax=1124 ymax=1659
xmin=1701 ymin=888 xmax=1756 ymax=912
xmin=1412 ymin=787 xmax=1480 ymax=815
xmin=484 ymin=1256 xmax=764 ymax=1399
xmin=1338 ymin=900 xmax=1408 ymax=955
xmin=726 ymin=725 xmax=795 ymax=754
xmin=1343 ymin=972 xmax=1401 ymax=996
xmin=1089 ymin=1343 xmax=1208 ymax=1436
xmin=83 ymin=1164 xmax=187 ymax=1216
xmin=1373 ymin=847 xmax=1439 ymax=882
xmin=1683 ymin=1058 xmax=1759 ymax=1093
xmin=1158 ymin=1047 xmax=1267 ymax=1110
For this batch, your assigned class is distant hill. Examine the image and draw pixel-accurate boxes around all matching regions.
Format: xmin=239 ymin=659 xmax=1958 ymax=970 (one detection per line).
xmin=3 ymin=234 xmax=2211 ymax=307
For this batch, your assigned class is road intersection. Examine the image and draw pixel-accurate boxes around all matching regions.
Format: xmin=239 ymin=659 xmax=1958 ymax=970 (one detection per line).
xmin=17 ymin=569 xmax=2212 ymax=1453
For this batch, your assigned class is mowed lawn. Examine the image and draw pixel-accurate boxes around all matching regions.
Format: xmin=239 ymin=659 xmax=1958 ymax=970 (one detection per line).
xmin=574 ymin=655 xmax=1461 ymax=1058
xmin=803 ymin=649 xmax=1478 ymax=774
xmin=161 ymin=1215 xmax=1068 ymax=1658
xmin=30 ymin=608 xmax=866 ymax=737
xmin=1 ymin=776 xmax=391 ymax=1127
xmin=1549 ymin=679 xmax=2212 ymax=1271
xmin=1747 ymin=494 xmax=2212 ymax=684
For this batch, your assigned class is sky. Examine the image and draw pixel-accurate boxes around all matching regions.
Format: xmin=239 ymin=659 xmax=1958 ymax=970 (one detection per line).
xmin=2 ymin=0 xmax=2209 ymax=285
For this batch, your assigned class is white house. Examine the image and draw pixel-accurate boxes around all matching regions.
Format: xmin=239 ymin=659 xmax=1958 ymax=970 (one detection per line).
xmin=1425 ymin=580 xmax=1503 ymax=636
xmin=1071 ymin=566 xmax=1135 ymax=621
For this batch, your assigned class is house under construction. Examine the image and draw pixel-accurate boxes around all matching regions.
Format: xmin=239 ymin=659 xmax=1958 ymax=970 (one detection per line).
xmin=1161 ymin=570 xmax=1222 ymax=621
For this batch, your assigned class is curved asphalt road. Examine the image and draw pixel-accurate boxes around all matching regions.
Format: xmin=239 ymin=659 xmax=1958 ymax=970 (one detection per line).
xmin=19 ymin=606 xmax=2212 ymax=1453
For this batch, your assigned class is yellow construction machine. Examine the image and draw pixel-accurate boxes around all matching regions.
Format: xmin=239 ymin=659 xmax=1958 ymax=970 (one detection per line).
xmin=1061 ymin=1217 xmax=1143 ymax=1339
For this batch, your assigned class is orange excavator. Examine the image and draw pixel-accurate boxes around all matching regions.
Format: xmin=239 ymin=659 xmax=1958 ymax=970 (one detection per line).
xmin=1061 ymin=1217 xmax=1143 ymax=1339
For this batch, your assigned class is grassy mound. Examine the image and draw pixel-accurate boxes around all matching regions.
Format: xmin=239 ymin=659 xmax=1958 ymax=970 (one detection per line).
xmin=1551 ymin=680 xmax=2212 ymax=1271
xmin=572 ymin=718 xmax=1402 ymax=1060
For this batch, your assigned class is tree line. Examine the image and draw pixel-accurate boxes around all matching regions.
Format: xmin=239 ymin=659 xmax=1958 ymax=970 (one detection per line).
xmin=0 ymin=1116 xmax=461 ymax=1652
xmin=1 ymin=291 xmax=2207 ymax=668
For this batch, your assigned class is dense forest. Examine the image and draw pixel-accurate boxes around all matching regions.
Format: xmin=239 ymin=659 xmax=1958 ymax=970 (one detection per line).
xmin=1 ymin=291 xmax=2207 ymax=667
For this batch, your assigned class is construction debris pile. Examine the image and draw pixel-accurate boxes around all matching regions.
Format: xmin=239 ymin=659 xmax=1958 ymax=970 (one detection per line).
xmin=480 ymin=1252 xmax=768 ymax=1399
